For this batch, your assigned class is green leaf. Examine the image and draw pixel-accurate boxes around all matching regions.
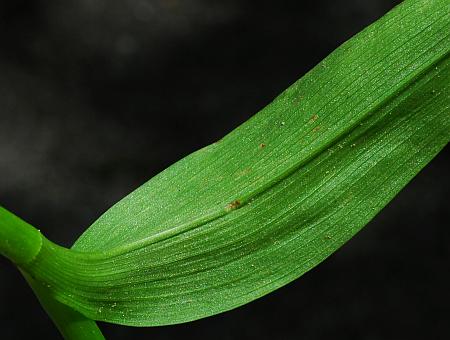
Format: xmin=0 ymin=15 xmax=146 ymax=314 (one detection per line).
xmin=23 ymin=272 xmax=105 ymax=340
xmin=4 ymin=0 xmax=450 ymax=330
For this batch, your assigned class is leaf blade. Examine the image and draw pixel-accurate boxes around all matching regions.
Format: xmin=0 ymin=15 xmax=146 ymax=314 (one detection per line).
xmin=73 ymin=0 xmax=449 ymax=253
xmin=22 ymin=0 xmax=450 ymax=327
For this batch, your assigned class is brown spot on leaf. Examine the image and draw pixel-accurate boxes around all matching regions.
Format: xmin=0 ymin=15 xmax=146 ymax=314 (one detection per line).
xmin=259 ymin=143 xmax=266 ymax=149
xmin=226 ymin=200 xmax=241 ymax=211
xmin=309 ymin=114 xmax=318 ymax=122
xmin=313 ymin=126 xmax=321 ymax=132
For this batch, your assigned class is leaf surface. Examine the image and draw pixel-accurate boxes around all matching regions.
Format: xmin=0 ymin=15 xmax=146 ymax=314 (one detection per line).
xmin=23 ymin=0 xmax=450 ymax=327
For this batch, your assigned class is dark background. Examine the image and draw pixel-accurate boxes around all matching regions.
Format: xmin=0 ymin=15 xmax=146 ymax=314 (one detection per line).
xmin=0 ymin=0 xmax=448 ymax=339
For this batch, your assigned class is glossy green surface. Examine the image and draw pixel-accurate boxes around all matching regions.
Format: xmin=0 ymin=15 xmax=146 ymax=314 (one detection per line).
xmin=0 ymin=206 xmax=42 ymax=265
xmin=23 ymin=272 xmax=105 ymax=340
xmin=1 ymin=0 xmax=449 ymax=337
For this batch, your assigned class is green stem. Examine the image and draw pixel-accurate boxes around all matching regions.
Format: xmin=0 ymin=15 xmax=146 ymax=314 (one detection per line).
xmin=22 ymin=271 xmax=105 ymax=340
xmin=0 ymin=206 xmax=42 ymax=265
xmin=0 ymin=207 xmax=105 ymax=339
